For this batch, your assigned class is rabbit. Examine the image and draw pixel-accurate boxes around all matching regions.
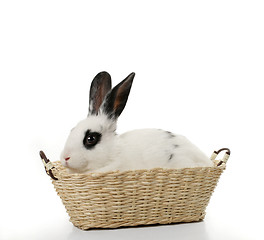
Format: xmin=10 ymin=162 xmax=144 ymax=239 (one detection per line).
xmin=60 ymin=71 xmax=213 ymax=173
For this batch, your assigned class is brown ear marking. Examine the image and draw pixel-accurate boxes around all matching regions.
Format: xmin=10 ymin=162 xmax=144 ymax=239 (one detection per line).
xmin=102 ymin=72 xmax=135 ymax=119
xmin=114 ymin=77 xmax=133 ymax=112
xmin=89 ymin=71 xmax=112 ymax=115
xmin=94 ymin=82 xmax=110 ymax=112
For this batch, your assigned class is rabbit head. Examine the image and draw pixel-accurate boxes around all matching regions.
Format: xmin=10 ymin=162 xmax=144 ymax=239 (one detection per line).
xmin=60 ymin=71 xmax=135 ymax=173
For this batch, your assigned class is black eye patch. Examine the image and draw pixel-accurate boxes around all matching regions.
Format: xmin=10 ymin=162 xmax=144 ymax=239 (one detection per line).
xmin=83 ymin=130 xmax=102 ymax=149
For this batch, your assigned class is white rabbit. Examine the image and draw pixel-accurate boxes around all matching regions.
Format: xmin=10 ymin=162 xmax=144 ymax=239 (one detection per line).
xmin=60 ymin=71 xmax=213 ymax=173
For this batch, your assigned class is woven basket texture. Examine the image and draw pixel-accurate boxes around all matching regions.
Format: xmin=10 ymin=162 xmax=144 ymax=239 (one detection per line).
xmin=50 ymin=161 xmax=225 ymax=230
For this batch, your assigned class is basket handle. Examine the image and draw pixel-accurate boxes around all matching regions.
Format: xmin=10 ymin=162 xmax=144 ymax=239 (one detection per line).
xmin=39 ymin=151 xmax=58 ymax=180
xmin=210 ymin=148 xmax=231 ymax=166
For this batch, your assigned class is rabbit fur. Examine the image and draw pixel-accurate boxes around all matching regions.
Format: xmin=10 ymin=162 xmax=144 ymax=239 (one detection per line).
xmin=60 ymin=72 xmax=213 ymax=173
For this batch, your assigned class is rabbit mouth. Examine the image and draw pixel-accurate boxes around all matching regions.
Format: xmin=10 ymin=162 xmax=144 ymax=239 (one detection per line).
xmin=61 ymin=160 xmax=71 ymax=169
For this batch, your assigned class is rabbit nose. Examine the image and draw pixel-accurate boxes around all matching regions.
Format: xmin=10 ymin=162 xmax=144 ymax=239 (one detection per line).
xmin=65 ymin=157 xmax=70 ymax=161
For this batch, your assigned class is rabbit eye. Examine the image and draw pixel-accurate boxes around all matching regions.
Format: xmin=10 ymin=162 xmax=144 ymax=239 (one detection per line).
xmin=87 ymin=135 xmax=95 ymax=143
xmin=83 ymin=130 xmax=102 ymax=149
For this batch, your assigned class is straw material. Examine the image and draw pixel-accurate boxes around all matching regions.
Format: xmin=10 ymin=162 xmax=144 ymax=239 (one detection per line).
xmin=50 ymin=161 xmax=225 ymax=230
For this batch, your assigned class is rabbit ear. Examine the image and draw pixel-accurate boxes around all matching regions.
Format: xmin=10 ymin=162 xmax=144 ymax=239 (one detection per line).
xmin=89 ymin=71 xmax=112 ymax=115
xmin=101 ymin=72 xmax=135 ymax=119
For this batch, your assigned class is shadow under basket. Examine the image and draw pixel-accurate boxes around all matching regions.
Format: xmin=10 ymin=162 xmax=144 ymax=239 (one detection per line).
xmin=40 ymin=148 xmax=230 ymax=230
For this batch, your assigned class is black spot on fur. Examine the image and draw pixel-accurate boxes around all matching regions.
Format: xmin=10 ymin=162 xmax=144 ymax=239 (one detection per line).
xmin=166 ymin=131 xmax=175 ymax=138
xmin=168 ymin=154 xmax=174 ymax=161
xmin=174 ymin=144 xmax=179 ymax=148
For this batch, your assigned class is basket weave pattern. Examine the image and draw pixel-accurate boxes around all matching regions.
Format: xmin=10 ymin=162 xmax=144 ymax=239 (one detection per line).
xmin=50 ymin=162 xmax=225 ymax=230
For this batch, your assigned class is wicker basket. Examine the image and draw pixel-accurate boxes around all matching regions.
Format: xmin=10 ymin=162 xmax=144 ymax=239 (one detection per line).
xmin=40 ymin=148 xmax=230 ymax=230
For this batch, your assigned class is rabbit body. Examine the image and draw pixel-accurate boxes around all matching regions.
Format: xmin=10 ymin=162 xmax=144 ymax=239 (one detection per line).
xmin=108 ymin=129 xmax=212 ymax=172
xmin=60 ymin=72 xmax=213 ymax=173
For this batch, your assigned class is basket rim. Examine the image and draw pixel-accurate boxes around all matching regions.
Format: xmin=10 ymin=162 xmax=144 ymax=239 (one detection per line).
xmin=50 ymin=160 xmax=226 ymax=180
xmin=40 ymin=148 xmax=230 ymax=180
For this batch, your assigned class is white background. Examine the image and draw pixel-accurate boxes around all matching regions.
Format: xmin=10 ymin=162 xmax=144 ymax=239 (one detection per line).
xmin=0 ymin=1 xmax=263 ymax=239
